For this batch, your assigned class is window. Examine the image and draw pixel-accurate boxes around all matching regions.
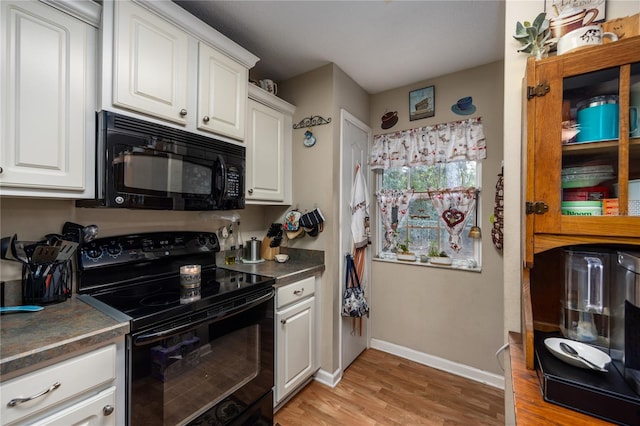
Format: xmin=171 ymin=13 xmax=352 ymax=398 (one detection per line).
xmin=376 ymin=160 xmax=480 ymax=267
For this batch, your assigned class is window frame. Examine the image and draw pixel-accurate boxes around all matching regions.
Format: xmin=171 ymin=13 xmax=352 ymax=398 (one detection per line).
xmin=373 ymin=162 xmax=482 ymax=271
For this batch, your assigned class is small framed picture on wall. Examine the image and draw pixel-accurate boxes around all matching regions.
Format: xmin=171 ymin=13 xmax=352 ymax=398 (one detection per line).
xmin=409 ymin=86 xmax=435 ymax=121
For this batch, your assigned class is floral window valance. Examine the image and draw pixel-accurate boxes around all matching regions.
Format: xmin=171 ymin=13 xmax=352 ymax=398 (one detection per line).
xmin=369 ymin=117 xmax=486 ymax=170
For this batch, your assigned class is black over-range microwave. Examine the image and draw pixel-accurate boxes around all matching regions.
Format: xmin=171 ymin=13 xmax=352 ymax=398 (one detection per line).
xmin=77 ymin=111 xmax=245 ymax=211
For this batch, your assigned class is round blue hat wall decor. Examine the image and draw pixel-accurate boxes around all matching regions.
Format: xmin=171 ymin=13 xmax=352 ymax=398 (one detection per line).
xmin=451 ymin=96 xmax=476 ymax=115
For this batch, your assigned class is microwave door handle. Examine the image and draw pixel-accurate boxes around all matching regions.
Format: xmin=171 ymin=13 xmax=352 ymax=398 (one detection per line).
xmin=132 ymin=289 xmax=274 ymax=346
xmin=217 ymin=154 xmax=227 ymax=206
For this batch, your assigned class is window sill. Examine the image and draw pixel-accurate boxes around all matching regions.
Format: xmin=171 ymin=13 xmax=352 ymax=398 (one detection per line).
xmin=372 ymin=256 xmax=482 ymax=272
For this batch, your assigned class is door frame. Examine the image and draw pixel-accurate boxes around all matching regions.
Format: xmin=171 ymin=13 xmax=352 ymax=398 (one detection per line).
xmin=338 ymin=108 xmax=372 ymax=374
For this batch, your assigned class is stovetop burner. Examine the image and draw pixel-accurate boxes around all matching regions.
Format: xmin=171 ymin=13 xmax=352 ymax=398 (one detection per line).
xmin=141 ymin=292 xmax=180 ymax=306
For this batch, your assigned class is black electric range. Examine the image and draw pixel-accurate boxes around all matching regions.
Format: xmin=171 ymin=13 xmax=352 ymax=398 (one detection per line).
xmin=76 ymin=231 xmax=275 ymax=332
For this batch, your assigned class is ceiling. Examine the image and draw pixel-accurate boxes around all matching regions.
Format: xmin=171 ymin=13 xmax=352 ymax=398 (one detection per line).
xmin=174 ymin=1 xmax=506 ymax=95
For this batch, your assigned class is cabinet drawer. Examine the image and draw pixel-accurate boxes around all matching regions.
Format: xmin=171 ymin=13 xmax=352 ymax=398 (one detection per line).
xmin=1 ymin=344 xmax=116 ymax=425
xmin=276 ymin=276 xmax=315 ymax=309
xmin=31 ymin=386 xmax=116 ymax=426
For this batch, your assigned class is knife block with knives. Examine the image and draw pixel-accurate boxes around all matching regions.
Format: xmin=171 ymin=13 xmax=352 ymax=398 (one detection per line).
xmin=261 ymin=223 xmax=283 ymax=260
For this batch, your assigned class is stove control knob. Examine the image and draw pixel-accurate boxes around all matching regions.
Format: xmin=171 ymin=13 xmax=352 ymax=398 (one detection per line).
xmin=196 ymin=235 xmax=208 ymax=247
xmin=85 ymin=247 xmax=103 ymax=260
xmin=106 ymin=243 xmax=122 ymax=257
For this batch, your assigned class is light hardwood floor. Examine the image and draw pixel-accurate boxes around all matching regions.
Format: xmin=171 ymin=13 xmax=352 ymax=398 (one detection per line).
xmin=274 ymin=349 xmax=505 ymax=425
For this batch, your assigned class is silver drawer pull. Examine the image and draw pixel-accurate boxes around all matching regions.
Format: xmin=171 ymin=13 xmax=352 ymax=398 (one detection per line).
xmin=103 ymin=405 xmax=115 ymax=416
xmin=293 ymin=288 xmax=304 ymax=296
xmin=7 ymin=382 xmax=61 ymax=407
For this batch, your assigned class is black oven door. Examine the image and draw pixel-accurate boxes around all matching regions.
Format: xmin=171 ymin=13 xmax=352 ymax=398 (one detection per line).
xmin=126 ymin=290 xmax=274 ymax=426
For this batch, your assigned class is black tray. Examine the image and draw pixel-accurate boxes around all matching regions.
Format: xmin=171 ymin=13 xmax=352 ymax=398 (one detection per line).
xmin=535 ymin=331 xmax=640 ymax=425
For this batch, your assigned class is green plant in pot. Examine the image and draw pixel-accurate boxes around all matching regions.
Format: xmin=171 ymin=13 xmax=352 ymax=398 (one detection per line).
xmin=428 ymin=243 xmax=451 ymax=265
xmin=427 ymin=244 xmax=441 ymax=258
xmin=396 ymin=242 xmax=416 ymax=261
xmin=397 ymin=242 xmax=412 ymax=254
xmin=513 ymin=12 xmax=551 ymax=59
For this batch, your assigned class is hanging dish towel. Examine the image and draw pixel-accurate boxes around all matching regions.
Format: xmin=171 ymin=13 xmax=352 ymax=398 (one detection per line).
xmin=351 ymin=163 xmax=369 ymax=249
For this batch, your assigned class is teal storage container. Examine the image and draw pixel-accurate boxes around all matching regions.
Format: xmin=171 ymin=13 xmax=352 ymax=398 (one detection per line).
xmin=576 ymin=95 xmax=619 ymax=143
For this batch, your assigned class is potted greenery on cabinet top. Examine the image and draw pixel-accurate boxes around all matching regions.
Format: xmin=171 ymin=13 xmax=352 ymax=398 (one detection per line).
xmin=513 ymin=12 xmax=551 ymax=59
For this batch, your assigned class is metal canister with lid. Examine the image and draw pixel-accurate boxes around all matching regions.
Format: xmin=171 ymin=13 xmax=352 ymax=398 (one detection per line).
xmin=576 ymin=94 xmax=619 ymax=143
xmin=244 ymin=237 xmax=262 ymax=262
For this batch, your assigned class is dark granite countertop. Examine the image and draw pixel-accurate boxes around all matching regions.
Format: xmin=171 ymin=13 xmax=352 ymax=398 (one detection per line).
xmin=219 ymin=248 xmax=325 ymax=286
xmin=0 ymin=296 xmax=129 ymax=380
xmin=0 ymin=249 xmax=322 ymax=381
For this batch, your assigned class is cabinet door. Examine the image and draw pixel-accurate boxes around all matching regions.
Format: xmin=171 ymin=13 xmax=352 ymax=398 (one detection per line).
xmin=525 ymin=37 xmax=640 ymax=257
xmin=30 ymin=387 xmax=116 ymax=426
xmin=198 ymin=42 xmax=247 ymax=140
xmin=246 ymin=99 xmax=285 ymax=202
xmin=0 ymin=0 xmax=90 ymax=193
xmin=113 ymin=0 xmax=189 ymax=125
xmin=276 ymin=296 xmax=315 ymax=404
xmin=1 ymin=345 xmax=116 ymax=425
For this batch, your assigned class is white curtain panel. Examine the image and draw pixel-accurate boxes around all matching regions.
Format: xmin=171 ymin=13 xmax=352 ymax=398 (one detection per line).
xmin=375 ymin=189 xmax=414 ymax=252
xmin=428 ymin=188 xmax=477 ymax=252
xmin=370 ymin=117 xmax=486 ymax=170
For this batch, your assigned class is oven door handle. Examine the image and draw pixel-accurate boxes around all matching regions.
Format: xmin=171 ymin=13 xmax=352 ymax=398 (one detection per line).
xmin=132 ymin=289 xmax=274 ymax=346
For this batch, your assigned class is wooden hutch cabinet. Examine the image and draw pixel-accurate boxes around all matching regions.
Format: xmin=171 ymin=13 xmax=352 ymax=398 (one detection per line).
xmin=522 ymin=35 xmax=640 ymax=370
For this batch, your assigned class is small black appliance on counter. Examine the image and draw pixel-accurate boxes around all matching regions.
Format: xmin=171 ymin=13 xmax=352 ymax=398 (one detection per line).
xmin=535 ymin=249 xmax=640 ymax=425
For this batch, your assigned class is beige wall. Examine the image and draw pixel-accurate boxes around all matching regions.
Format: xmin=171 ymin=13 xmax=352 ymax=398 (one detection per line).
xmin=277 ymin=63 xmax=369 ymax=374
xmin=368 ymin=61 xmax=505 ymax=374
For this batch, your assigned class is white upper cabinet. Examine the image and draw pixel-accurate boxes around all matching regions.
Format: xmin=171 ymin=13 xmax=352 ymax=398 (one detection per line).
xmin=113 ymin=0 xmax=189 ymax=125
xmin=198 ymin=43 xmax=247 ymax=140
xmin=0 ymin=0 xmax=99 ymax=198
xmin=246 ymin=85 xmax=295 ymax=204
xmin=103 ymin=0 xmax=258 ymax=141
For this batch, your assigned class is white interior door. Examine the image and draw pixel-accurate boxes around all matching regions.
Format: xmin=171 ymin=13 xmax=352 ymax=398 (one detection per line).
xmin=339 ymin=109 xmax=372 ymax=371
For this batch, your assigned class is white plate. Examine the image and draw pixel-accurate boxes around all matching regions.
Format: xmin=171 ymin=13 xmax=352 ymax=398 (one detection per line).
xmin=544 ymin=337 xmax=611 ymax=371
xmin=241 ymin=258 xmax=265 ymax=264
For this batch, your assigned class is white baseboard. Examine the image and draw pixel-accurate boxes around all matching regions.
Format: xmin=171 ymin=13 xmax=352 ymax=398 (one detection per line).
xmin=370 ymin=338 xmax=504 ymax=390
xmin=313 ymin=367 xmax=342 ymax=388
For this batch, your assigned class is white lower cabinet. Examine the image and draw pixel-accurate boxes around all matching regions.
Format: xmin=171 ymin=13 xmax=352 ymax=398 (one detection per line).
xmin=31 ymin=387 xmax=116 ymax=426
xmin=0 ymin=344 xmax=118 ymax=426
xmin=275 ymin=276 xmax=318 ymax=405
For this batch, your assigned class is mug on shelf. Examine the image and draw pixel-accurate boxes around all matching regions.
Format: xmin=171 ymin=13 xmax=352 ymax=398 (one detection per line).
xmin=259 ymin=79 xmax=278 ymax=95
xmin=557 ymin=25 xmax=618 ymax=55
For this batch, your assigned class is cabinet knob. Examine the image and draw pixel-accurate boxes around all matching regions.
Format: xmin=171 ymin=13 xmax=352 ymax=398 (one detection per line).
xmin=248 ymin=188 xmax=253 ymax=194
xmin=294 ymin=288 xmax=304 ymax=296
xmin=180 ymin=109 xmax=188 ymax=116
xmin=281 ymin=319 xmax=287 ymax=325
xmin=0 ymin=166 xmax=3 ymax=174
xmin=103 ymin=405 xmax=114 ymax=416
xmin=203 ymin=115 xmax=210 ymax=123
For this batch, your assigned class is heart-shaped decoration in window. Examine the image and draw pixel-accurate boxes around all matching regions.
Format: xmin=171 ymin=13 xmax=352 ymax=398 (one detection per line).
xmin=442 ymin=208 xmax=465 ymax=227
